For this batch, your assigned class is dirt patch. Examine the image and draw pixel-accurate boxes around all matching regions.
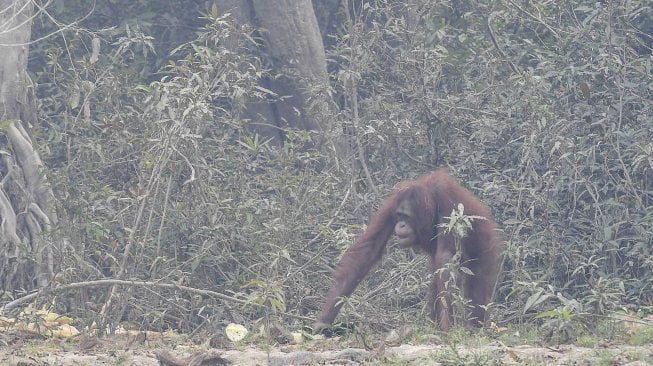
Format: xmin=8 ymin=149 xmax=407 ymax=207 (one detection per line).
xmin=1 ymin=333 xmax=652 ymax=366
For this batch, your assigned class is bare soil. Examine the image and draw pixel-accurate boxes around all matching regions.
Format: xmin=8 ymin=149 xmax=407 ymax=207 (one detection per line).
xmin=1 ymin=331 xmax=652 ymax=365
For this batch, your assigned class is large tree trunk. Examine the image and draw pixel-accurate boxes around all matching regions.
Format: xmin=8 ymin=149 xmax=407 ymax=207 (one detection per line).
xmin=216 ymin=0 xmax=332 ymax=145
xmin=0 ymin=0 xmax=58 ymax=291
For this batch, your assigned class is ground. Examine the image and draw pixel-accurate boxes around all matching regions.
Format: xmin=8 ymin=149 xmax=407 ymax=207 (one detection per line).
xmin=2 ymin=328 xmax=652 ymax=365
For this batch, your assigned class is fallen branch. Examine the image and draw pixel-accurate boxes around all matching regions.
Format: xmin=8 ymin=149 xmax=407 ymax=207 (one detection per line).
xmin=0 ymin=279 xmax=313 ymax=322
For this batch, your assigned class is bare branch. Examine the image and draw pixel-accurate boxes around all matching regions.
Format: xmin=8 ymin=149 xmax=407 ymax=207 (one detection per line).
xmin=1 ymin=278 xmax=314 ymax=322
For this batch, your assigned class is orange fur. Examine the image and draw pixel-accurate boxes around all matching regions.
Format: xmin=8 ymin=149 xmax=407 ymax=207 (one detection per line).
xmin=316 ymin=169 xmax=502 ymax=330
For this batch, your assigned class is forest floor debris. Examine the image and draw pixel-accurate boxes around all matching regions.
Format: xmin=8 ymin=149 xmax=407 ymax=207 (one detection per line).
xmin=1 ymin=329 xmax=652 ymax=366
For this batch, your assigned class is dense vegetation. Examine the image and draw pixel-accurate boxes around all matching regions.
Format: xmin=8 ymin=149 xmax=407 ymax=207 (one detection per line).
xmin=5 ymin=0 xmax=651 ymax=341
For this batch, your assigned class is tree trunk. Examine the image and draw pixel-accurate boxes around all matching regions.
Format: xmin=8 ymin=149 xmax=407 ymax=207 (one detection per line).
xmin=0 ymin=0 xmax=58 ymax=291
xmin=215 ymin=0 xmax=332 ymax=145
